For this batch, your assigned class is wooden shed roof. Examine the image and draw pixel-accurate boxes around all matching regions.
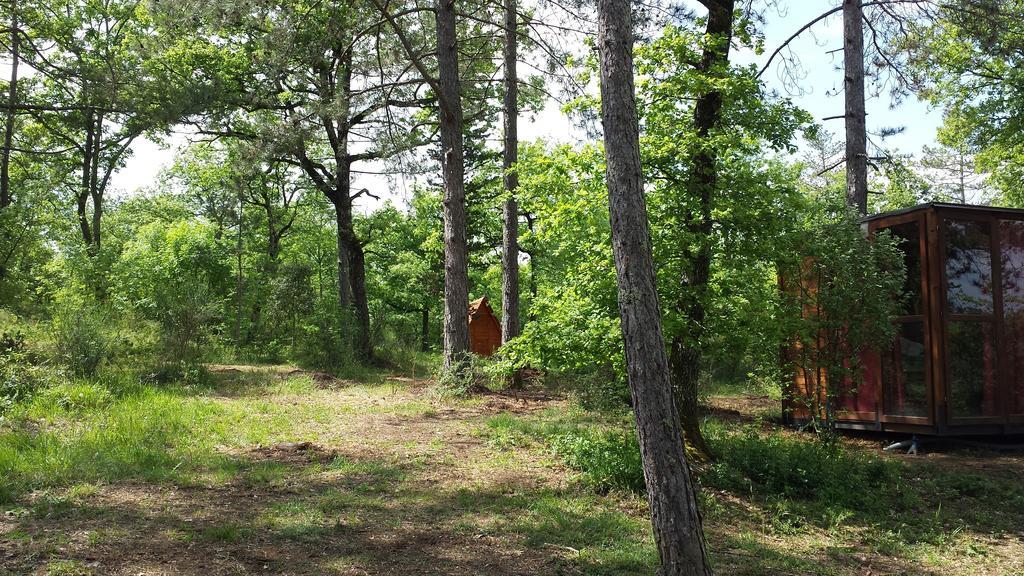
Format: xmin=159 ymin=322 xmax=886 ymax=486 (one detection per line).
xmin=468 ymin=296 xmax=493 ymax=319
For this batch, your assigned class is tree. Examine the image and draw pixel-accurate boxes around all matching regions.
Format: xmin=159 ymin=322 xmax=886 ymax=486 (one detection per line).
xmin=500 ymin=0 xmax=520 ymax=349
xmin=1 ymin=0 xmax=19 ymax=212
xmin=843 ymin=0 xmax=868 ymax=215
xmin=371 ymin=0 xmax=471 ymax=374
xmin=595 ymin=0 xmax=712 ymax=571
xmin=759 ymin=1 xmax=935 ymax=215
xmin=920 ymin=138 xmax=989 ymax=205
xmin=664 ymin=0 xmax=733 ymax=462
xmin=906 ymin=0 xmax=1022 ymax=203
xmin=162 ymin=0 xmax=433 ymax=362
xmin=18 ymin=0 xmax=237 ymax=258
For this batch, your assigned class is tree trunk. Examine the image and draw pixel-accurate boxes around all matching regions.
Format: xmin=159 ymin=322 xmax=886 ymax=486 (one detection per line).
xmin=421 ymin=304 xmax=430 ymax=352
xmin=235 ymin=189 xmax=244 ymax=347
xmin=1 ymin=0 xmax=18 ymax=211
xmin=670 ymin=0 xmax=734 ymax=463
xmin=500 ymin=0 xmax=520 ymax=346
xmin=88 ymin=114 xmax=104 ymax=254
xmin=347 ymin=236 xmax=373 ymax=361
xmin=435 ymin=0 xmax=470 ymax=373
xmin=333 ymin=200 xmax=352 ymax=335
xmin=843 ymin=0 xmax=868 ymax=216
xmin=596 ymin=0 xmax=713 ymax=573
xmin=525 ymin=212 xmax=538 ymax=323
xmin=78 ymin=112 xmax=95 ymax=248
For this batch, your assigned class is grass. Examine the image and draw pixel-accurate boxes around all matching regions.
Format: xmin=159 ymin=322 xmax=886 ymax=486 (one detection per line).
xmin=476 ymin=398 xmax=1024 ymax=575
xmin=2 ymin=362 xmax=1023 ymax=575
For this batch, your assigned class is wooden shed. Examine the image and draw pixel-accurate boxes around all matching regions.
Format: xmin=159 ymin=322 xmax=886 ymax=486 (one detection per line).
xmin=785 ymin=202 xmax=1024 ymax=436
xmin=468 ymin=296 xmax=501 ymax=357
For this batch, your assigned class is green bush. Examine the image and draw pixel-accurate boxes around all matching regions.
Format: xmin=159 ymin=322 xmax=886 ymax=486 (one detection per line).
xmin=704 ymin=425 xmax=906 ymax=514
xmin=435 ymin=353 xmax=507 ymax=397
xmin=550 ymin=428 xmax=644 ymax=493
xmin=144 ymin=361 xmax=214 ymax=390
xmin=52 ymin=302 xmax=109 ymax=377
xmin=38 ymin=381 xmax=113 ymax=412
xmin=1 ymin=329 xmax=35 ymax=414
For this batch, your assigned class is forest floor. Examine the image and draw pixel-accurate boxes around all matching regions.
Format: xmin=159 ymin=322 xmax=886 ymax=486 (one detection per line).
xmin=1 ymin=365 xmax=1023 ymax=575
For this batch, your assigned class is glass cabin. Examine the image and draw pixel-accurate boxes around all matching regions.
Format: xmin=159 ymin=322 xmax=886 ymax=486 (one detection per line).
xmin=785 ymin=202 xmax=1024 ymax=435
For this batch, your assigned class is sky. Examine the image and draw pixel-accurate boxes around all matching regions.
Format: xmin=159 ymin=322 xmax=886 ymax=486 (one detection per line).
xmin=107 ymin=1 xmax=944 ymax=209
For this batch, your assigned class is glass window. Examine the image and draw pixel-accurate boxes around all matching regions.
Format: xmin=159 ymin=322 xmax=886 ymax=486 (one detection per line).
xmin=884 ymin=222 xmax=923 ymax=316
xmin=945 ymin=219 xmax=993 ymax=314
xmin=947 ymin=320 xmax=999 ymax=418
xmin=1000 ymin=219 xmax=1024 ymax=415
xmin=882 ymin=321 xmax=928 ymax=418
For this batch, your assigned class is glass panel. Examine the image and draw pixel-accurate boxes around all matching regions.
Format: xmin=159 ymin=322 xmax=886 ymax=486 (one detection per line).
xmin=882 ymin=321 xmax=928 ymax=418
xmin=884 ymin=221 xmax=923 ymax=316
xmin=945 ymin=219 xmax=993 ymax=314
xmin=1004 ymin=314 xmax=1024 ymax=416
xmin=947 ymin=321 xmax=999 ymax=418
xmin=999 ymin=219 xmax=1024 ymax=415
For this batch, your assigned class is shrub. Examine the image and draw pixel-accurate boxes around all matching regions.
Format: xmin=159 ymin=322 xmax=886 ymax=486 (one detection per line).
xmin=293 ymin=305 xmax=349 ymax=373
xmin=704 ymin=425 xmax=906 ymax=514
xmin=435 ymin=354 xmax=503 ymax=397
xmin=144 ymin=361 xmax=214 ymax=390
xmin=1 ymin=328 xmax=35 ymax=413
xmin=550 ymin=428 xmax=644 ymax=493
xmin=39 ymin=381 xmax=113 ymax=412
xmin=156 ymin=281 xmax=221 ymax=363
xmin=52 ymin=301 xmax=109 ymax=377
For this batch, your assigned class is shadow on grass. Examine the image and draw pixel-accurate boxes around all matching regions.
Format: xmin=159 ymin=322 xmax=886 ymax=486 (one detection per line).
xmin=702 ymin=420 xmax=1024 ymax=552
xmin=1 ymin=446 xmax=654 ymax=576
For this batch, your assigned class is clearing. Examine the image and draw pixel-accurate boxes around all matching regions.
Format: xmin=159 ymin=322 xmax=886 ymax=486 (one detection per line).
xmin=1 ymin=366 xmax=1023 ymax=575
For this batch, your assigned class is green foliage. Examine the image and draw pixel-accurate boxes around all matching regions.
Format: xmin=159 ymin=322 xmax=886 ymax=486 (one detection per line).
xmin=114 ymin=220 xmax=229 ymax=362
xmin=434 ymin=353 xmax=498 ymax=397
xmin=51 ymin=299 xmax=110 ymax=378
xmin=703 ymin=425 xmax=902 ymax=512
xmin=37 ymin=381 xmax=113 ymax=412
xmin=908 ymin=0 xmax=1024 ymax=203
xmin=777 ymin=193 xmax=906 ymax=434
xmin=550 ymin=428 xmax=644 ymax=494
xmin=0 ymin=328 xmax=36 ymax=414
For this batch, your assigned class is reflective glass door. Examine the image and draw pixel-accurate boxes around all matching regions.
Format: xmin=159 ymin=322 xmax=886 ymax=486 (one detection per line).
xmin=880 ymin=220 xmax=930 ymax=421
xmin=944 ymin=218 xmax=1000 ymax=422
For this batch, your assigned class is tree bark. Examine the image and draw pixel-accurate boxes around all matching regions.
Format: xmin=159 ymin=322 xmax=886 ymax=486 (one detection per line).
xmin=347 ymin=235 xmax=372 ymax=360
xmin=333 ymin=201 xmax=352 ymax=312
xmin=843 ymin=0 xmax=868 ymax=216
xmin=500 ymin=0 xmax=520 ymax=346
xmin=235 ymin=189 xmax=244 ymax=347
xmin=596 ymin=0 xmax=713 ymax=573
xmin=1 ymin=0 xmax=18 ymax=211
xmin=670 ymin=0 xmax=734 ymax=463
xmin=421 ymin=304 xmax=430 ymax=352
xmin=435 ymin=0 xmax=470 ymax=373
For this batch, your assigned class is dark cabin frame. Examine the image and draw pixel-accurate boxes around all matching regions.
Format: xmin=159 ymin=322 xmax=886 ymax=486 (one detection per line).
xmin=786 ymin=202 xmax=1024 ymax=436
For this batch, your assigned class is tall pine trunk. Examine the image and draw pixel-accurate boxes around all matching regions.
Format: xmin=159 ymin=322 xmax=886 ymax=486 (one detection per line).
xmin=500 ymin=0 xmax=520 ymax=347
xmin=0 ymin=0 xmax=16 ymax=282
xmin=670 ymin=0 xmax=734 ymax=463
xmin=435 ymin=0 xmax=470 ymax=373
xmin=1 ymin=0 xmax=17 ymax=212
xmin=596 ymin=0 xmax=713 ymax=572
xmin=347 ymin=236 xmax=372 ymax=360
xmin=333 ymin=201 xmax=352 ymax=312
xmin=843 ymin=0 xmax=868 ymax=215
